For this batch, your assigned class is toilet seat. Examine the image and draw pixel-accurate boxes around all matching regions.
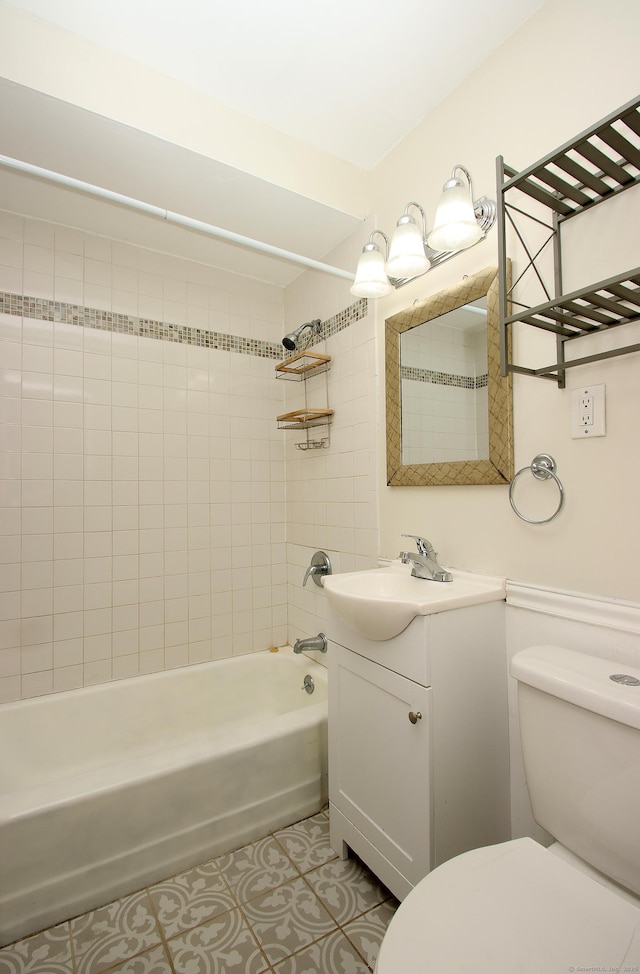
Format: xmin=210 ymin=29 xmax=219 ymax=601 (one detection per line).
xmin=375 ymin=838 xmax=640 ymax=974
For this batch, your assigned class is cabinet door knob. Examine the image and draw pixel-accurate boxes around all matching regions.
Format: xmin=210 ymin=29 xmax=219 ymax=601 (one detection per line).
xmin=408 ymin=711 xmax=422 ymax=724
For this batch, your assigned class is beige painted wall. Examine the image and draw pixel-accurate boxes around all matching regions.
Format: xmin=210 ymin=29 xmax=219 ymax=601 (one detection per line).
xmin=0 ymin=2 xmax=368 ymax=218
xmin=369 ymin=0 xmax=640 ymax=602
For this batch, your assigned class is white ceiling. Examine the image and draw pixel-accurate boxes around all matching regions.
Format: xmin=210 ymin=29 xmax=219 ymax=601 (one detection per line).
xmin=2 ymin=0 xmax=545 ymax=170
xmin=0 ymin=0 xmax=546 ymax=285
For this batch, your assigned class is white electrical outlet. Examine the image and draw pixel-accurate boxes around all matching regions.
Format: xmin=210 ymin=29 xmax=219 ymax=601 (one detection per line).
xmin=571 ymin=384 xmax=606 ymax=438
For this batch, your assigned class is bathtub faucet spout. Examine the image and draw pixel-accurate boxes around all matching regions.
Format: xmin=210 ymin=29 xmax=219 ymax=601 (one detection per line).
xmin=293 ymin=633 xmax=327 ymax=654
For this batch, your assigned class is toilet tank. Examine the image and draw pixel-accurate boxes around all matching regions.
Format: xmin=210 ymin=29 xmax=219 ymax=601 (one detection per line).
xmin=511 ymin=646 xmax=640 ymax=897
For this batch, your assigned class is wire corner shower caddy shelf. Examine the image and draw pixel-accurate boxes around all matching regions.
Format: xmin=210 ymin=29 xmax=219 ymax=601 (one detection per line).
xmin=275 ymin=350 xmax=333 ymax=451
xmin=497 ymin=95 xmax=640 ymax=387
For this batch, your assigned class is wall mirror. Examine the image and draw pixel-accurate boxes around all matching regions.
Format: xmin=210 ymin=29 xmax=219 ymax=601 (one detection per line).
xmin=385 ymin=263 xmax=513 ymax=486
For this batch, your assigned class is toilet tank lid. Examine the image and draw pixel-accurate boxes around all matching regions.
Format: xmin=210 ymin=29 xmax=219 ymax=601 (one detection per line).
xmin=511 ymin=646 xmax=640 ymax=730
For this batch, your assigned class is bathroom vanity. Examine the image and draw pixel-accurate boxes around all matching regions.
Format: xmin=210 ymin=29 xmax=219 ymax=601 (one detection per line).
xmin=324 ymin=565 xmax=511 ymax=901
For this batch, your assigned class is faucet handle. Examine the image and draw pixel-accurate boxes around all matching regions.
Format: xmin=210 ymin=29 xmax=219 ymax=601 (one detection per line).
xmin=302 ymin=550 xmax=332 ymax=587
xmin=401 ymin=534 xmax=434 ymax=558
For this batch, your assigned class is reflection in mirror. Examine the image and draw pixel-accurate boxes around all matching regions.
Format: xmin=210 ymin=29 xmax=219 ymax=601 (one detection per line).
xmin=400 ymin=298 xmax=488 ymax=465
xmin=386 ymin=264 xmax=513 ymax=487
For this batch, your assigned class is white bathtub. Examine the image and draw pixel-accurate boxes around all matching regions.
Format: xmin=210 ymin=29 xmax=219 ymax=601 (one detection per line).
xmin=0 ymin=647 xmax=328 ymax=946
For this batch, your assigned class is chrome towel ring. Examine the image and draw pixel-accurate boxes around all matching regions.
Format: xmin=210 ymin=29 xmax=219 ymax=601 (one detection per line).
xmin=509 ymin=453 xmax=565 ymax=524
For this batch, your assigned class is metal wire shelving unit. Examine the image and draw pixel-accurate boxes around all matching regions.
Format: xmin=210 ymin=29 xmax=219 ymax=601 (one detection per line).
xmin=497 ymin=95 xmax=640 ymax=387
xmin=275 ymin=351 xmax=333 ymax=450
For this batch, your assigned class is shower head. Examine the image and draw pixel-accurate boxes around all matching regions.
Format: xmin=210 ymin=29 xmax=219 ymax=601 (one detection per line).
xmin=282 ymin=319 xmax=322 ymax=351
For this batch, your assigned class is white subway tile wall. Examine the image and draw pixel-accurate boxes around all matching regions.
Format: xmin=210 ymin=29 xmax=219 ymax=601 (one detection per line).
xmin=0 ymin=212 xmax=290 ymax=701
xmin=281 ymin=238 xmax=379 ymax=650
xmin=0 ymin=211 xmax=378 ymax=701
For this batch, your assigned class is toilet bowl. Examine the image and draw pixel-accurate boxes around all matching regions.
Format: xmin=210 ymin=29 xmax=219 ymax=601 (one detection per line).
xmin=375 ymin=838 xmax=640 ymax=973
xmin=375 ymin=646 xmax=640 ymax=973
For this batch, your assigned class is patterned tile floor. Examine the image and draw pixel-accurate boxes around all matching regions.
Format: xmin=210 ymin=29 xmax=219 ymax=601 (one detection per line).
xmin=0 ymin=808 xmax=399 ymax=974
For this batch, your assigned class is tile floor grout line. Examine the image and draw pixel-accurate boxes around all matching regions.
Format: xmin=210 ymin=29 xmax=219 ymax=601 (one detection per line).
xmin=234 ymin=899 xmax=279 ymax=974
xmin=0 ymin=807 xmax=397 ymax=973
xmin=225 ymin=831 xmax=324 ymax=972
xmin=68 ymin=922 xmax=77 ymax=974
xmin=296 ymin=869 xmax=393 ymax=973
xmin=212 ymin=817 xmax=353 ymax=972
xmin=335 ymin=916 xmax=378 ymax=972
xmin=239 ymin=872 xmax=341 ymax=972
xmin=151 ymin=832 xmax=302 ymax=974
xmin=142 ymin=885 xmax=179 ymax=974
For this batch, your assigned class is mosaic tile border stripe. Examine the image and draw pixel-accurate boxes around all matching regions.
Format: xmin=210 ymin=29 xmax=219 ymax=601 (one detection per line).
xmin=0 ymin=292 xmax=368 ymax=360
xmin=319 ymin=298 xmax=368 ymax=341
xmin=401 ymin=364 xmax=488 ymax=390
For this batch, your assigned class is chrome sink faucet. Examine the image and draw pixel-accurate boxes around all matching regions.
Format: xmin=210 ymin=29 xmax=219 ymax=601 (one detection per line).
xmin=399 ymin=534 xmax=453 ymax=582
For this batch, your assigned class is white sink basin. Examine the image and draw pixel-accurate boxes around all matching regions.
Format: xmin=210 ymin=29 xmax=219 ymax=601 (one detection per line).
xmin=323 ymin=562 xmax=505 ymax=640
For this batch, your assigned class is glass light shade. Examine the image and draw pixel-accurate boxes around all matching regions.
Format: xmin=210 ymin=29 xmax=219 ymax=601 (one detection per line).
xmin=350 ymin=247 xmax=392 ymax=298
xmin=386 ymin=218 xmax=430 ymax=278
xmin=428 ymin=180 xmax=482 ymax=252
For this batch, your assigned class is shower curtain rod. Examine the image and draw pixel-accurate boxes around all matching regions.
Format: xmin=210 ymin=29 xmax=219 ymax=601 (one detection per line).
xmin=0 ymin=154 xmax=356 ymax=283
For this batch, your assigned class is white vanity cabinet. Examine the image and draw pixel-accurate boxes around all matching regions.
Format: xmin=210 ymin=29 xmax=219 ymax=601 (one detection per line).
xmin=328 ymin=600 xmax=510 ymax=901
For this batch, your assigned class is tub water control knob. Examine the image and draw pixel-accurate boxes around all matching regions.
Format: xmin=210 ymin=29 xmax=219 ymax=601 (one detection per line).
xmin=302 ymin=551 xmax=332 ymax=588
xmin=408 ymin=711 xmax=422 ymax=724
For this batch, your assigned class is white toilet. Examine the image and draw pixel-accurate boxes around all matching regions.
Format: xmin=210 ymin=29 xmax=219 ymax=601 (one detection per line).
xmin=375 ymin=645 xmax=640 ymax=973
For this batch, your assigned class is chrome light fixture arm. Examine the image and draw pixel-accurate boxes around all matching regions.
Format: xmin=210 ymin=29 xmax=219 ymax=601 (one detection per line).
xmin=350 ymin=230 xmax=393 ymax=298
xmin=401 ymin=201 xmax=427 ymax=235
xmin=395 ymin=201 xmax=429 ymax=251
xmin=385 ymin=201 xmax=431 ymax=282
xmin=362 ymin=229 xmax=389 ymax=258
xmin=446 ymin=165 xmax=496 ymax=234
xmin=352 ymin=163 xmax=497 ymax=297
xmin=451 ymin=164 xmax=475 ymax=198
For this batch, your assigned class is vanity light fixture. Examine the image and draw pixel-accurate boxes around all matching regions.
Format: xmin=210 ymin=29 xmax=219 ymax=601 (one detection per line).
xmin=428 ymin=165 xmax=494 ymax=252
xmin=351 ymin=164 xmax=496 ymax=299
xmin=350 ymin=230 xmax=394 ymax=298
xmin=386 ymin=202 xmax=430 ymax=279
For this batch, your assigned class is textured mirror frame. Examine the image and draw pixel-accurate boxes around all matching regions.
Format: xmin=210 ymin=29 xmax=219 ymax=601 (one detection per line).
xmin=385 ymin=263 xmax=513 ymax=486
